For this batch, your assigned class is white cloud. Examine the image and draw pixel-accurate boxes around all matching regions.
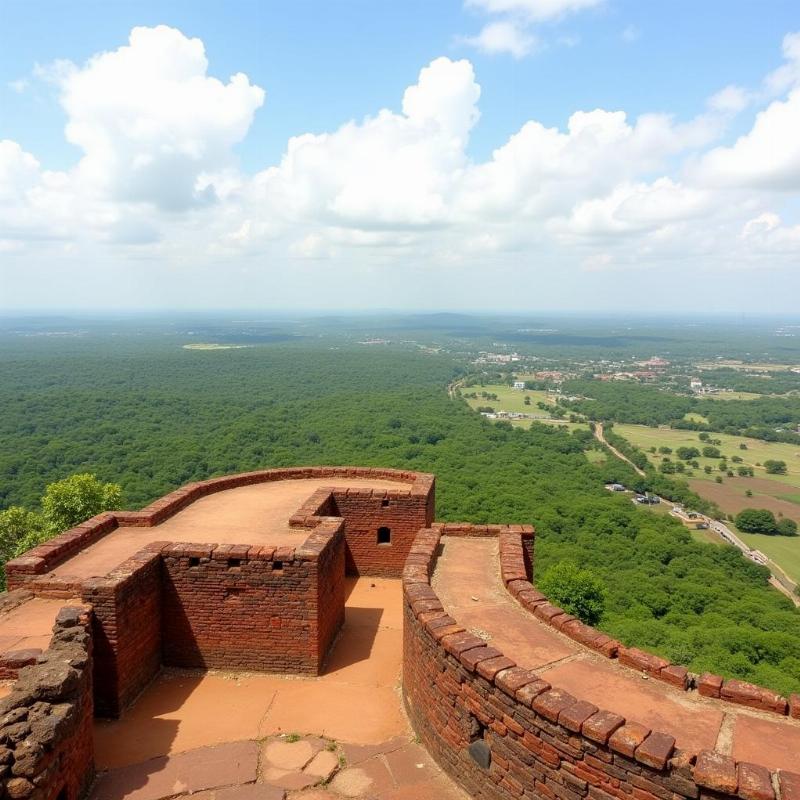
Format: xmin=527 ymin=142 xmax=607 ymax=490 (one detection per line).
xmin=3 ymin=24 xmax=800 ymax=311
xmin=462 ymin=21 xmax=537 ymax=58
xmin=461 ymin=0 xmax=601 ymax=58
xmin=698 ymin=89 xmax=800 ymax=190
xmin=708 ymin=85 xmax=751 ymax=114
xmin=465 ymin=0 xmax=603 ymax=22
xmin=54 ymin=25 xmax=264 ymax=211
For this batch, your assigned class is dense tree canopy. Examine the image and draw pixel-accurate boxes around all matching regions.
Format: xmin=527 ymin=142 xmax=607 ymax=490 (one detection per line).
xmin=1 ymin=336 xmax=799 ymax=694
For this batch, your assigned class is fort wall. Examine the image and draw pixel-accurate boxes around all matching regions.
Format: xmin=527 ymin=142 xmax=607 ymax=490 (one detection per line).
xmin=402 ymin=526 xmax=800 ymax=800
xmin=82 ymin=549 xmax=163 ymax=718
xmin=160 ymin=521 xmax=345 ymax=674
xmin=0 ymin=605 xmax=94 ymax=800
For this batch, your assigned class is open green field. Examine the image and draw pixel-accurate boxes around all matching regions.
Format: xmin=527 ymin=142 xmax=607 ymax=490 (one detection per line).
xmin=702 ymin=391 xmax=765 ymax=401
xmin=614 ymin=424 xmax=800 ymax=489
xmin=615 ymin=423 xmax=800 ymax=581
xmin=462 ymin=384 xmax=557 ymax=416
xmin=697 ymin=362 xmax=800 ymax=372
xmin=732 ymin=527 xmax=800 ymax=585
xmin=683 ymin=412 xmax=710 ymax=424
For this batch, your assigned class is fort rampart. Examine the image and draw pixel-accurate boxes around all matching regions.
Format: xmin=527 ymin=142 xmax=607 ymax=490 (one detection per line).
xmin=2 ymin=466 xmax=799 ymax=800
xmin=3 ymin=467 xmax=434 ymax=718
xmin=402 ymin=525 xmax=800 ymax=800
xmin=0 ymin=604 xmax=94 ymax=800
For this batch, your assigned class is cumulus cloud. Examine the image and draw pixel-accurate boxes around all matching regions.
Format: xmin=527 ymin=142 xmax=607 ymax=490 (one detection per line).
xmin=54 ymin=25 xmax=264 ymax=211
xmin=2 ymin=23 xmax=800 ymax=308
xmin=697 ymin=89 xmax=800 ymax=190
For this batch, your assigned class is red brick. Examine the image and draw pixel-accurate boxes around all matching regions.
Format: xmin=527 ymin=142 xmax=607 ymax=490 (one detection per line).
xmin=737 ymin=762 xmax=775 ymax=800
xmin=635 ymin=731 xmax=675 ymax=770
xmin=779 ymin=772 xmax=800 ymax=800
xmin=697 ymin=672 xmax=723 ymax=698
xmin=559 ymin=700 xmax=600 ymax=733
xmin=693 ymin=750 xmax=737 ymax=794
xmin=533 ymin=689 xmax=578 ymax=723
xmin=582 ymin=710 xmax=625 ymax=744
xmin=608 ymin=723 xmax=652 ymax=758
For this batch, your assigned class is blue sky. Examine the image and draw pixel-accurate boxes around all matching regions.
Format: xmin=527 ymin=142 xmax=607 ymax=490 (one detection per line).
xmin=1 ymin=1 xmax=800 ymax=311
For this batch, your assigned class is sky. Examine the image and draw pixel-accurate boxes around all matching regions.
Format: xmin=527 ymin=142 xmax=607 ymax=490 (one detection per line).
xmin=1 ymin=0 xmax=800 ymax=313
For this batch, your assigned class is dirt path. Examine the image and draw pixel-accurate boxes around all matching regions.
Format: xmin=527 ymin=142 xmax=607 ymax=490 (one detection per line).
xmin=594 ymin=422 xmax=646 ymax=477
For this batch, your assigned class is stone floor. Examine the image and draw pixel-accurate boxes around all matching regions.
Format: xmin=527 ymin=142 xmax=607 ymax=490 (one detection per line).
xmin=91 ymin=735 xmax=465 ymax=800
xmin=432 ymin=536 xmax=800 ymax=771
xmin=90 ymin=577 xmax=467 ymax=800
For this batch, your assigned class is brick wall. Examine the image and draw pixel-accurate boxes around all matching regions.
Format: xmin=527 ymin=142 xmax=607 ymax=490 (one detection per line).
xmin=0 ymin=605 xmax=94 ymax=800
xmin=160 ymin=522 xmax=346 ymax=675
xmin=497 ymin=532 xmax=800 ymax=719
xmin=82 ymin=548 xmax=163 ymax=718
xmin=402 ymin=528 xmax=800 ymax=800
xmin=330 ymin=485 xmax=434 ymax=577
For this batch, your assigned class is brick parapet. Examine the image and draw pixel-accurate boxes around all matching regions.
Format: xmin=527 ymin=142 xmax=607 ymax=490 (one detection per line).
xmin=160 ymin=523 xmax=345 ymax=675
xmin=497 ymin=531 xmax=793 ymax=718
xmin=402 ymin=526 xmax=800 ymax=800
xmin=0 ymin=604 xmax=95 ymax=800
xmin=81 ymin=547 xmax=164 ymax=718
xmin=5 ymin=467 xmax=434 ymax=588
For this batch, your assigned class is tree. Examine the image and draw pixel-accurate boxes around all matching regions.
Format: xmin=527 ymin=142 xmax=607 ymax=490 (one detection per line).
xmin=702 ymin=446 xmax=722 ymax=458
xmin=735 ymin=508 xmax=778 ymax=535
xmin=41 ymin=473 xmax=122 ymax=535
xmin=538 ymin=561 xmax=606 ymax=626
xmin=764 ymin=460 xmax=787 ymax=475
xmin=676 ymin=446 xmax=700 ymax=460
xmin=0 ymin=507 xmax=42 ymax=563
xmin=776 ymin=518 xmax=798 ymax=536
xmin=699 ymin=432 xmax=710 ymax=442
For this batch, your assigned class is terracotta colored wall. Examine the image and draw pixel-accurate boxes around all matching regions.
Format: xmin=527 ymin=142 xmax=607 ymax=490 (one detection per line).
xmin=160 ymin=526 xmax=346 ymax=675
xmin=0 ymin=605 xmax=94 ymax=800
xmin=402 ymin=528 xmax=799 ymax=800
xmin=331 ymin=486 xmax=434 ymax=577
xmin=82 ymin=549 xmax=163 ymax=718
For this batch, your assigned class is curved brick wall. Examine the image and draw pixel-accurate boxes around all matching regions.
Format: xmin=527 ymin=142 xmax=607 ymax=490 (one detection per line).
xmin=496 ymin=531 xmax=800 ymax=720
xmin=402 ymin=526 xmax=800 ymax=800
xmin=5 ymin=466 xmax=434 ymax=584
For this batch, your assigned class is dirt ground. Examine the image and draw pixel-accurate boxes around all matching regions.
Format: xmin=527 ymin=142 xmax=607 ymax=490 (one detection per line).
xmin=688 ymin=476 xmax=800 ymax=522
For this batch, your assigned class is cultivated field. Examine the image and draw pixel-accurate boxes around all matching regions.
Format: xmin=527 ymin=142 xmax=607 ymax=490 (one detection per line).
xmin=614 ymin=423 xmax=800 ymax=581
xmin=614 ymin=424 xmax=800 ymax=491
xmin=462 ymin=384 xmax=558 ymax=416
xmin=728 ymin=526 xmax=800 ymax=584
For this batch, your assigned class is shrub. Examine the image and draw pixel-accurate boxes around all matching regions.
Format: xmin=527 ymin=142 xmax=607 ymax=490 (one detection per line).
xmin=703 ymin=446 xmax=722 ymax=458
xmin=538 ymin=562 xmax=606 ymax=626
xmin=764 ymin=460 xmax=788 ymax=475
xmin=735 ymin=508 xmax=778 ymax=535
xmin=776 ymin=518 xmax=798 ymax=536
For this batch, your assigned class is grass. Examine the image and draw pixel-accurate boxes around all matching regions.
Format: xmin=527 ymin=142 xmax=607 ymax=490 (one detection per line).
xmin=584 ymin=449 xmax=608 ymax=464
xmin=701 ymin=391 xmax=765 ymax=401
xmin=613 ymin=424 xmax=800 ymax=490
xmin=613 ymin=423 xmax=800 ymax=582
xmin=683 ymin=412 xmax=710 ymax=424
xmin=461 ymin=384 xmax=558 ymax=416
xmin=731 ymin=527 xmax=800 ymax=585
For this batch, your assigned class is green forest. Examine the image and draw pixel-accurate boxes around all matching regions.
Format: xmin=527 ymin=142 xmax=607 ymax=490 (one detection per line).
xmin=2 ymin=334 xmax=800 ymax=695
